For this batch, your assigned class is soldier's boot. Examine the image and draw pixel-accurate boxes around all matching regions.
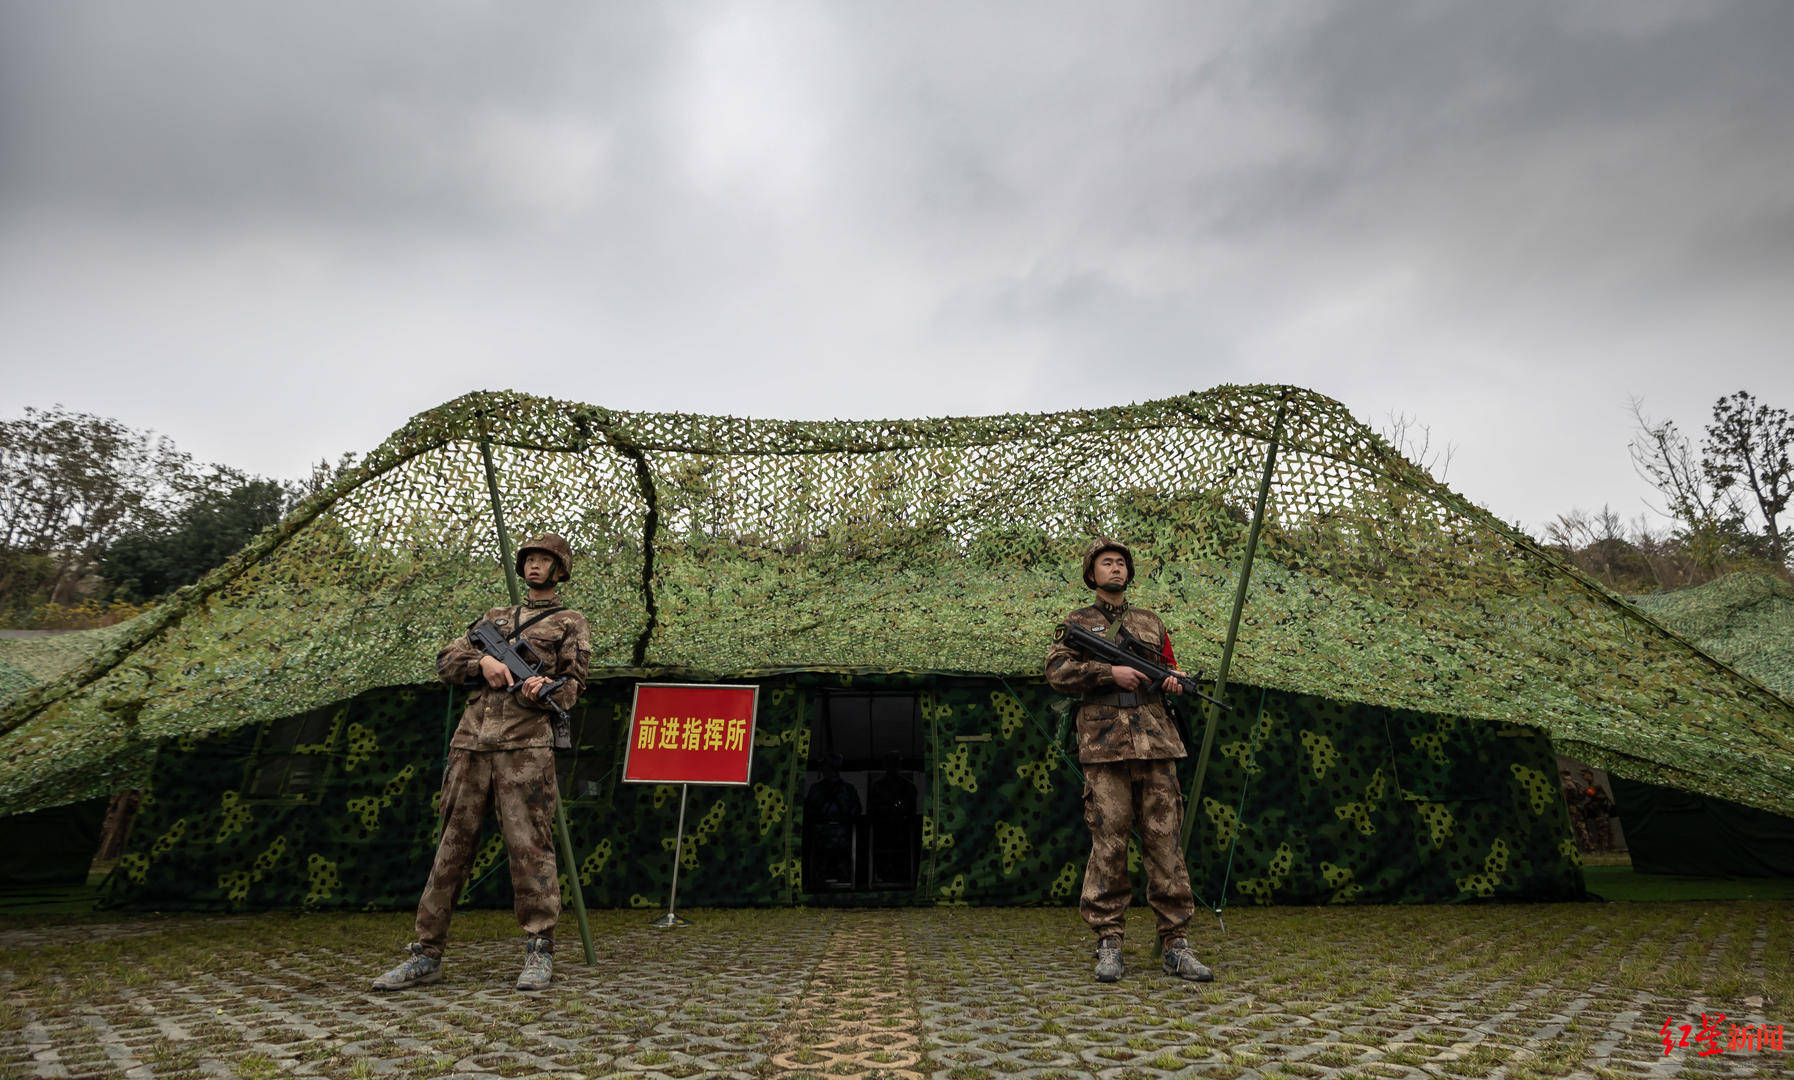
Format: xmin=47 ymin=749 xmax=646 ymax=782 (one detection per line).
xmin=1161 ymin=938 xmax=1213 ymax=982
xmin=371 ymin=943 xmax=441 ymax=991
xmin=516 ymin=937 xmax=553 ymax=992
xmin=1093 ymin=936 xmax=1124 ymax=983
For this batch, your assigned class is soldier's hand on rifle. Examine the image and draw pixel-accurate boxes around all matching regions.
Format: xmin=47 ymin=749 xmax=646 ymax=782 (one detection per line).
xmin=519 ymin=675 xmax=550 ymax=701
xmin=1162 ymin=675 xmax=1184 ymax=695
xmin=1110 ymin=665 xmax=1148 ymax=690
xmin=479 ymin=655 xmax=514 ymax=689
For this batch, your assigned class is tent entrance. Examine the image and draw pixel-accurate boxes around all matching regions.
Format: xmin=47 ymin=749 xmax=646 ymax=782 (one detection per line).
xmin=801 ymin=689 xmax=927 ymax=894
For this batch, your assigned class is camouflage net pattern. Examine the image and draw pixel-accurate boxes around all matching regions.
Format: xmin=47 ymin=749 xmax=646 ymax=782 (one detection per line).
xmin=2 ymin=385 xmax=1791 ymax=817
xmin=1633 ymin=571 xmax=1794 ymax=700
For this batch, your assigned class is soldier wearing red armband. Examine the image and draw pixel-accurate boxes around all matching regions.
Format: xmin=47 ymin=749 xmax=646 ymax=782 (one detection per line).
xmin=1045 ymin=538 xmax=1212 ymax=984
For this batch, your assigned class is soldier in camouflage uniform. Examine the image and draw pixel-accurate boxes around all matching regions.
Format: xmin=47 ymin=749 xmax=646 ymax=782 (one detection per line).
xmin=1579 ymin=768 xmax=1614 ymax=853
xmin=1560 ymin=769 xmax=1590 ymax=850
xmin=1045 ymin=538 xmax=1213 ymax=984
xmin=373 ymin=534 xmax=590 ymax=992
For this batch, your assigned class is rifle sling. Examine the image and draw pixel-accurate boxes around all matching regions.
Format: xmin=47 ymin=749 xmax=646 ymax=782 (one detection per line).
xmin=507 ymin=606 xmax=564 ymax=642
xmin=504 ymin=606 xmax=573 ymax=749
xmin=1101 ymin=605 xmax=1127 ymax=643
xmin=462 ymin=607 xmax=564 ymax=689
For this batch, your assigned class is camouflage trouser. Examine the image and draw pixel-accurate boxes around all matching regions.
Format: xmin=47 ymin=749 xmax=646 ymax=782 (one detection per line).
xmin=1080 ymin=758 xmax=1194 ymax=946
xmin=414 ymin=748 xmax=559 ymax=957
xmin=1570 ymin=809 xmax=1592 ymax=851
xmin=1584 ymin=811 xmax=1611 ymax=852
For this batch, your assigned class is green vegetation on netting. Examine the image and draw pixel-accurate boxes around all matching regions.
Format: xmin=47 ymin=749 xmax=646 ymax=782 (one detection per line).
xmin=1 ymin=386 xmax=1790 ymax=818
xmin=1631 ymin=571 xmax=1794 ymax=699
xmin=0 ymin=623 xmax=139 ymax=706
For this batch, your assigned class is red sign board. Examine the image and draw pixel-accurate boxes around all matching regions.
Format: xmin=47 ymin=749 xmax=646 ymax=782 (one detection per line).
xmin=623 ymin=683 xmax=760 ymax=785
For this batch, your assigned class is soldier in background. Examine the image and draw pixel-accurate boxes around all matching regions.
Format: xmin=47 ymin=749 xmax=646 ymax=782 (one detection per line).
xmin=1560 ymin=768 xmax=1590 ymax=850
xmin=373 ymin=534 xmax=590 ymax=992
xmin=1580 ymin=768 xmax=1614 ymax=853
xmin=1045 ymin=538 xmax=1212 ymax=984
xmin=869 ymin=751 xmax=920 ymax=885
xmin=803 ymin=753 xmax=862 ymax=888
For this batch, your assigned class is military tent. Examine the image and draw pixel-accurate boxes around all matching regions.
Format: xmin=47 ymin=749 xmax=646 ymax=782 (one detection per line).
xmin=1614 ymin=572 xmax=1794 ymax=877
xmin=2 ymin=386 xmax=1788 ymax=911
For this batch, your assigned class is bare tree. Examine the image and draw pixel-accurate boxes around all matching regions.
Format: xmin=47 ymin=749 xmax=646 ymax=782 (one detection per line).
xmin=1626 ymin=397 xmax=1760 ymax=577
xmin=1545 ymin=504 xmax=1665 ymax=590
xmin=286 ymin=451 xmax=360 ymax=508
xmin=1627 ymin=397 xmax=1737 ymax=526
xmin=1381 ymin=411 xmax=1456 ymax=482
xmin=1703 ymin=391 xmax=1792 ymax=567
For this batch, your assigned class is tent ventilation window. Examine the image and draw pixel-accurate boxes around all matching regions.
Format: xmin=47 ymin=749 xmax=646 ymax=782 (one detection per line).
xmin=243 ymin=708 xmax=339 ymax=802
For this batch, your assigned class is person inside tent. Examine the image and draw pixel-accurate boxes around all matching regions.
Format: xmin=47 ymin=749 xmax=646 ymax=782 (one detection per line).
xmin=869 ymin=751 xmax=919 ymax=885
xmin=373 ymin=534 xmax=589 ymax=992
xmin=803 ymin=752 xmax=862 ymax=888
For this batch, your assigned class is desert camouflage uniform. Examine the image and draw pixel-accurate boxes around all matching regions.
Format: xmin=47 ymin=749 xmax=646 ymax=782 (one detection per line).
xmin=1045 ymin=598 xmax=1195 ymax=948
xmin=411 ymin=598 xmax=590 ymax=957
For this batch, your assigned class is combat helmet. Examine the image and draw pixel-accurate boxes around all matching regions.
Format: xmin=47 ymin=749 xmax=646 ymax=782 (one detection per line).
xmin=1081 ymin=537 xmax=1134 ymax=590
xmin=516 ymin=533 xmax=574 ymax=584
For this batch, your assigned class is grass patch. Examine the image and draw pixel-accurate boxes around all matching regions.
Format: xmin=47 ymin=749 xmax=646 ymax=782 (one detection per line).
xmin=1583 ymin=866 xmax=1794 ymax=902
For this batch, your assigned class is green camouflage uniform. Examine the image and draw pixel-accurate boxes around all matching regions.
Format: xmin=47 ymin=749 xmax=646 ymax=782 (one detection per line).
xmin=1045 ymin=597 xmax=1195 ymax=948
xmin=412 ymin=598 xmax=590 ymax=957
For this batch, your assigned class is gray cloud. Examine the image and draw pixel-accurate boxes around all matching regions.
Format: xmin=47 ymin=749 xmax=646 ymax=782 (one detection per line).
xmin=2 ymin=1 xmax=1791 ymax=532
xmin=1 ymin=2 xmax=675 ymax=234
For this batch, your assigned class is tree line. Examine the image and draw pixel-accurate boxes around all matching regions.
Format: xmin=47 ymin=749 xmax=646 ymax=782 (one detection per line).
xmin=0 ymin=406 xmax=352 ymax=628
xmin=1547 ymin=391 xmax=1791 ymax=593
xmin=2 ymin=391 xmax=1786 ymax=627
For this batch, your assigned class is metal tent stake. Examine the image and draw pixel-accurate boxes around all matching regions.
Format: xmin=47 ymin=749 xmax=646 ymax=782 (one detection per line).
xmin=1181 ymin=395 xmax=1289 ymax=851
xmin=478 ymin=422 xmax=597 ymax=965
xmin=651 ymin=783 xmax=692 ymax=928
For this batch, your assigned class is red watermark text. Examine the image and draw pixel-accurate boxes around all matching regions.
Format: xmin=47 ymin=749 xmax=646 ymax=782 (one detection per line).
xmin=1661 ymin=1015 xmax=1784 ymax=1056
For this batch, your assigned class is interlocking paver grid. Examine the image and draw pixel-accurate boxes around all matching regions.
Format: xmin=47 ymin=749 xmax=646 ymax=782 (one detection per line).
xmin=1 ymin=903 xmax=1787 ymax=1079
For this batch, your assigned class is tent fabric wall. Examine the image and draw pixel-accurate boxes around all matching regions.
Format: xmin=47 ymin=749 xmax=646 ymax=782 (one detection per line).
xmin=1616 ymin=573 xmax=1794 ymax=878
xmin=103 ymin=674 xmax=1582 ymax=913
xmin=1187 ymin=691 xmax=1581 ymax=904
xmin=1610 ymin=776 xmax=1794 ymax=878
xmin=0 ymin=796 xmax=106 ymax=886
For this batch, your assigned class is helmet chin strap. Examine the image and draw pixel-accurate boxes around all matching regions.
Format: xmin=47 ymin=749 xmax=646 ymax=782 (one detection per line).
xmin=1097 ymin=582 xmax=1127 ymax=596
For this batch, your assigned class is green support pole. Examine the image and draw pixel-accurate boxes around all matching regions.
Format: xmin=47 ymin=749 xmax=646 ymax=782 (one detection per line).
xmin=477 ymin=420 xmax=597 ymax=966
xmin=478 ymin=425 xmax=523 ymax=606
xmin=1181 ymin=394 xmax=1289 ymax=851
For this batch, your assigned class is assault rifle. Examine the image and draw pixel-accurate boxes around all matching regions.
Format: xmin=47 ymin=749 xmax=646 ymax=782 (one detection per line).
xmin=1055 ymin=621 xmax=1231 ymax=713
xmin=468 ymin=619 xmax=573 ymax=750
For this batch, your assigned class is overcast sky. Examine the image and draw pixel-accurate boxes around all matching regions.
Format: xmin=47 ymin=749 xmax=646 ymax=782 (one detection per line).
xmin=3 ymin=1 xmax=1791 ymax=535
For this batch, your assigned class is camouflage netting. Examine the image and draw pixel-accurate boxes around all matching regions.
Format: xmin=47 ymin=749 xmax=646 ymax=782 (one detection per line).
xmin=1632 ymin=572 xmax=1794 ymax=700
xmin=2 ymin=385 xmax=1791 ymax=817
xmin=0 ymin=624 xmax=137 ymax=702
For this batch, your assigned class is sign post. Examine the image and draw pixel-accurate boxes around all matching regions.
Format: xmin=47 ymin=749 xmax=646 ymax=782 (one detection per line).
xmin=651 ymin=785 xmax=692 ymax=928
xmin=624 ymin=682 xmax=760 ymax=929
